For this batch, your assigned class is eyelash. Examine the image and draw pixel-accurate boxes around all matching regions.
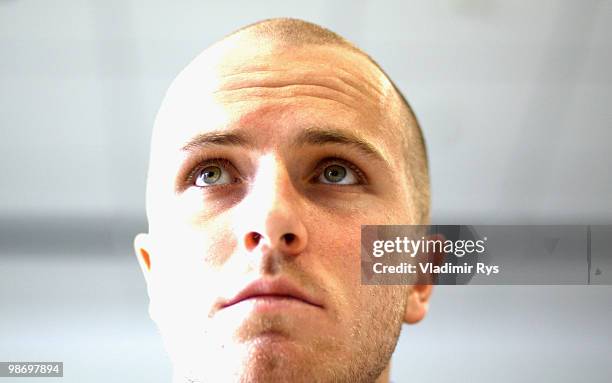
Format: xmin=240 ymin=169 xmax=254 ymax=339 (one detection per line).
xmin=186 ymin=158 xmax=240 ymax=187
xmin=186 ymin=155 xmax=367 ymax=187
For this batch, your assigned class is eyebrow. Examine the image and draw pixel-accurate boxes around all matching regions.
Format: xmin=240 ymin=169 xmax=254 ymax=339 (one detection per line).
xmin=181 ymin=131 xmax=253 ymax=151
xmin=180 ymin=127 xmax=389 ymax=166
xmin=293 ymin=127 xmax=389 ymax=165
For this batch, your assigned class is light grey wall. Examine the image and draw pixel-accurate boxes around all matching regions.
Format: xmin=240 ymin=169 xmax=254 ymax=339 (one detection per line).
xmin=1 ymin=1 xmax=611 ymax=382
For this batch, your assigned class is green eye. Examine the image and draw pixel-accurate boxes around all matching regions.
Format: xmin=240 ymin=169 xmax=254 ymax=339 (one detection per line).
xmin=195 ymin=166 xmax=223 ymax=186
xmin=317 ymin=162 xmax=360 ymax=185
xmin=323 ymin=165 xmax=347 ymax=183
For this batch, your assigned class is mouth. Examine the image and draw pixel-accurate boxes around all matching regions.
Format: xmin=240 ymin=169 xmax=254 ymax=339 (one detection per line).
xmin=219 ymin=278 xmax=324 ymax=312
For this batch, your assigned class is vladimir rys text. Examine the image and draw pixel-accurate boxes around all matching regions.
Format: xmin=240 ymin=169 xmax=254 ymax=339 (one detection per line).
xmin=369 ymin=236 xmax=500 ymax=276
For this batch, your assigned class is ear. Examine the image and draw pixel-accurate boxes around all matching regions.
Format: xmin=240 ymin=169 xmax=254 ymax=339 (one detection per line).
xmin=403 ymin=232 xmax=445 ymax=324
xmin=133 ymin=233 xmax=152 ymax=284
xmin=403 ymin=283 xmax=433 ymax=324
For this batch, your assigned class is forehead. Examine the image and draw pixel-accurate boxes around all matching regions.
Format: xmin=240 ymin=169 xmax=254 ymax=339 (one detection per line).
xmin=152 ymin=41 xmax=403 ymax=158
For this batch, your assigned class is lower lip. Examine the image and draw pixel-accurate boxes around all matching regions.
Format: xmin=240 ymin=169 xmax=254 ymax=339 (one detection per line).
xmin=228 ymin=296 xmax=320 ymax=314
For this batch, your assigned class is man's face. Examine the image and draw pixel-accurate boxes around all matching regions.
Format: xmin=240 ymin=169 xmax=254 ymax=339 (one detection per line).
xmin=137 ymin=39 xmax=424 ymax=382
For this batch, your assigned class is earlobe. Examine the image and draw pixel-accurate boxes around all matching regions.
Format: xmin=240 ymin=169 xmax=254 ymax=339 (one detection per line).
xmin=403 ymin=284 xmax=433 ymax=324
xmin=403 ymin=232 xmax=444 ymax=324
xmin=133 ymin=233 xmax=152 ymax=275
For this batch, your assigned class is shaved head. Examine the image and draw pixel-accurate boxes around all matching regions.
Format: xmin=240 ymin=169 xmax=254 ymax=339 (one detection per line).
xmin=139 ymin=17 xmax=433 ymax=383
xmin=152 ymin=18 xmax=429 ymax=223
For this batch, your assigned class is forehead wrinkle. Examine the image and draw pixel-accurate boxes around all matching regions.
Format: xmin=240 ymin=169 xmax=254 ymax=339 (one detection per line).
xmin=210 ymin=76 xmax=384 ymax=120
xmin=215 ymin=66 xmax=382 ymax=101
xmin=211 ymin=46 xmax=387 ymax=103
xmin=213 ymin=80 xmax=373 ymax=113
xmin=215 ymin=75 xmax=356 ymax=100
xmin=214 ymin=89 xmax=360 ymax=112
xmin=154 ymin=43 xmax=399 ymax=162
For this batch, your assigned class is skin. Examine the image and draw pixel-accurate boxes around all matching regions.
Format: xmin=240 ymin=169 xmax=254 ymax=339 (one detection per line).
xmin=134 ymin=34 xmax=432 ymax=383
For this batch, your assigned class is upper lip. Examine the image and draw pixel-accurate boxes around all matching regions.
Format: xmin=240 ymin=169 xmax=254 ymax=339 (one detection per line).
xmin=220 ymin=278 xmax=324 ymax=309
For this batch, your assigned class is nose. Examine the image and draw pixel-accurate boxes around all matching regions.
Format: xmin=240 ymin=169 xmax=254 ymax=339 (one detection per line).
xmin=237 ymin=155 xmax=308 ymax=257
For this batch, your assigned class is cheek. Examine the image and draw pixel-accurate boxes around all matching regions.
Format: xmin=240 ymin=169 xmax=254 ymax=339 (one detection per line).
xmin=309 ymin=206 xmax=376 ymax=278
xmin=307 ymin=208 xmax=407 ymax=308
xmin=155 ymin=214 xmax=237 ymax=266
xmin=147 ymin=219 xmax=237 ymax=316
xmin=307 ymin=215 xmax=363 ymax=318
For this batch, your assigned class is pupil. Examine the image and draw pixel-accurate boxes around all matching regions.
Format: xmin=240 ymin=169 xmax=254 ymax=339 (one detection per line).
xmin=201 ymin=166 xmax=220 ymax=184
xmin=325 ymin=165 xmax=346 ymax=182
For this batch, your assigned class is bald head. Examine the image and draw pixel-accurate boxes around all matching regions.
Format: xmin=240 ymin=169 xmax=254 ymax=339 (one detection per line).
xmin=153 ymin=17 xmax=429 ymax=223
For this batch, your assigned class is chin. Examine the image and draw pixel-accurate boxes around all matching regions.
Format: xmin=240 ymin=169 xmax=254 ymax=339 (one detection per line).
xmin=232 ymin=326 xmax=321 ymax=382
xmin=238 ymin=346 xmax=314 ymax=383
xmin=166 ymin=332 xmax=385 ymax=383
xmin=167 ymin=337 xmax=319 ymax=383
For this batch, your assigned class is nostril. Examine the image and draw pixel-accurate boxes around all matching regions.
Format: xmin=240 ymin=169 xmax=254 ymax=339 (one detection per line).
xmin=245 ymin=232 xmax=262 ymax=250
xmin=282 ymin=233 xmax=296 ymax=245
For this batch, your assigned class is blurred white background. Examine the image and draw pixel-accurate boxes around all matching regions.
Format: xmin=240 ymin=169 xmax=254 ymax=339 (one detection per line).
xmin=1 ymin=1 xmax=611 ymax=382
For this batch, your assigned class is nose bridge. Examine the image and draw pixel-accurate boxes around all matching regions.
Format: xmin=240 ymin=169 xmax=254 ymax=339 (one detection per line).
xmin=251 ymin=154 xmax=287 ymax=212
xmin=237 ymin=153 xmax=307 ymax=255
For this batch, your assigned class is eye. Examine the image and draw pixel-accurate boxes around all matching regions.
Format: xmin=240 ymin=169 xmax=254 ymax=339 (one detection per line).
xmin=193 ymin=161 xmax=237 ymax=187
xmin=316 ymin=161 xmax=361 ymax=185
